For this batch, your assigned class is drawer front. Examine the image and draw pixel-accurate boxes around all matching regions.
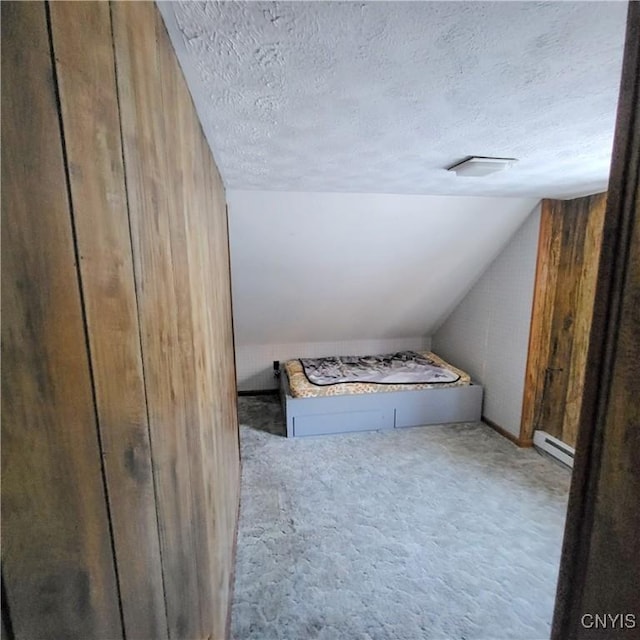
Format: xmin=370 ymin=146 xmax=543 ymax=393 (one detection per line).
xmin=293 ymin=409 xmax=392 ymax=437
xmin=395 ymin=385 xmax=483 ymax=428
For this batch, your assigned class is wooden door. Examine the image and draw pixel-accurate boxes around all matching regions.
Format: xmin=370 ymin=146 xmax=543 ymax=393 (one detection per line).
xmin=552 ymin=1 xmax=640 ymax=635
xmin=521 ymin=193 xmax=607 ymax=447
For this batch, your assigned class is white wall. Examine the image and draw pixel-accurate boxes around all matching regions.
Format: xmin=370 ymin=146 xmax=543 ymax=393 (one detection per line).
xmin=433 ymin=205 xmax=541 ymax=437
xmin=228 ymin=190 xmax=538 ymax=340
xmin=228 ymin=190 xmax=539 ymax=391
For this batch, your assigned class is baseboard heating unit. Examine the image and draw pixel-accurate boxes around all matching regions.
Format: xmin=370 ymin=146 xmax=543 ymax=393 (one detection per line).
xmin=533 ymin=430 xmax=575 ymax=468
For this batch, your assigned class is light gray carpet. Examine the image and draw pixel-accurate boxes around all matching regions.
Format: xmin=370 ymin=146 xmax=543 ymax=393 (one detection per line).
xmin=232 ymin=396 xmax=570 ymax=640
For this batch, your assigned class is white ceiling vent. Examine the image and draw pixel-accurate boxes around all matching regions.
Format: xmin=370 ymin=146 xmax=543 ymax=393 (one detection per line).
xmin=447 ymin=156 xmax=518 ymax=177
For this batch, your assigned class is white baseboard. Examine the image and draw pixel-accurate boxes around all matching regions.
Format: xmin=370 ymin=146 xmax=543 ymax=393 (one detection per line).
xmin=533 ymin=430 xmax=575 ymax=468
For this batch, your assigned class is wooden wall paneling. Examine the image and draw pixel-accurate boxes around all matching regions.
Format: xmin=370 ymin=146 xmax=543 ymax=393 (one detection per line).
xmin=166 ymin=7 xmax=240 ymax=629
xmin=164 ymin=4 xmax=240 ymax=632
xmin=206 ymin=78 xmax=242 ymax=582
xmin=541 ymin=199 xmax=590 ymax=444
xmin=201 ymin=139 xmax=242 ymax=637
xmin=521 ymin=200 xmax=563 ymax=441
xmin=521 ymin=194 xmax=606 ymax=447
xmin=560 ymin=194 xmax=607 ymax=447
xmin=183 ymin=121 xmax=224 ymax=639
xmin=552 ymin=2 xmax=640 ymax=635
xmin=174 ymin=32 xmax=225 ymax=636
xmin=155 ymin=11 xmax=214 ymax=636
xmin=111 ymin=2 xmax=202 ymax=637
xmin=48 ymin=2 xmax=168 ymax=638
xmin=1 ymin=2 xmax=122 ymax=638
xmin=157 ymin=10 xmax=241 ymax=635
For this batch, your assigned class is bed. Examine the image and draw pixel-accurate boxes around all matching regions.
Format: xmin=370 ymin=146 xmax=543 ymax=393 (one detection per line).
xmin=280 ymin=350 xmax=483 ymax=437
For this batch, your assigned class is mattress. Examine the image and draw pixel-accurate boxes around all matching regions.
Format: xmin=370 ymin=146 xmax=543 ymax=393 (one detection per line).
xmin=284 ymin=351 xmax=471 ymax=399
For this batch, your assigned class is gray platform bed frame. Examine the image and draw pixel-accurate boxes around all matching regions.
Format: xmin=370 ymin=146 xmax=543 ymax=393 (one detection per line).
xmin=280 ymin=371 xmax=483 ymax=438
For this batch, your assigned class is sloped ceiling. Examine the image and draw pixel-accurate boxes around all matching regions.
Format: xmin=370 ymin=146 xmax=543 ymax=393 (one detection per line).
xmin=159 ymin=1 xmax=627 ymax=198
xmin=228 ymin=191 xmax=539 ymax=343
xmin=158 ymin=2 xmax=624 ymax=348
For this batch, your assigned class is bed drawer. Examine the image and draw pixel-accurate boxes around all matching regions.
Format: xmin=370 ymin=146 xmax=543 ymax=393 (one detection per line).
xmin=293 ymin=409 xmax=393 ymax=437
xmin=394 ymin=384 xmax=483 ymax=428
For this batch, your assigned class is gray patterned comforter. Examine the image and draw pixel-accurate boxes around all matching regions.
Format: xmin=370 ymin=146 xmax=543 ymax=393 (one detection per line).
xmin=299 ymin=351 xmax=461 ymax=386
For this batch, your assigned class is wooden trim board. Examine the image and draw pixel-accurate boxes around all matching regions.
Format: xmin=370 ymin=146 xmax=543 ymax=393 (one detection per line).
xmin=520 ymin=204 xmax=557 ymax=442
xmin=225 ymin=482 xmax=243 ymax=640
xmin=238 ymin=389 xmax=280 ymax=397
xmin=483 ymin=416 xmax=533 ymax=448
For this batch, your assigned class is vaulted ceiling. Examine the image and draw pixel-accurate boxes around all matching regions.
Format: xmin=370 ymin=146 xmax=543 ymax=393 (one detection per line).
xmin=159 ymin=1 xmax=627 ymax=198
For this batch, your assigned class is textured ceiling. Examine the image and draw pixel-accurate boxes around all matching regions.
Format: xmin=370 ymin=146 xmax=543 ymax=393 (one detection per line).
xmin=159 ymin=1 xmax=627 ymax=198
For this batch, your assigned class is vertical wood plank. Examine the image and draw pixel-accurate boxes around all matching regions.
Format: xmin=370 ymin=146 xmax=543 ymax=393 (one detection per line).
xmin=0 ymin=2 xmax=122 ymax=638
xmin=111 ymin=2 xmax=202 ymax=637
xmin=156 ymin=11 xmax=213 ymax=635
xmin=521 ymin=194 xmax=606 ymax=447
xmin=153 ymin=11 xmax=241 ymax=637
xmin=48 ymin=2 xmax=168 ymax=637
xmin=521 ymin=202 xmax=555 ymax=441
xmin=198 ymin=113 xmax=242 ymax=640
xmin=561 ymin=194 xmax=607 ymax=447
xmin=541 ymin=199 xmax=590 ymax=441
xmin=520 ymin=200 xmax=563 ymax=440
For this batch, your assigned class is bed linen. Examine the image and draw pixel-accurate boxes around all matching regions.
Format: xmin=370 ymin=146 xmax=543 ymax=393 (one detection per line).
xmin=285 ymin=351 xmax=471 ymax=399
